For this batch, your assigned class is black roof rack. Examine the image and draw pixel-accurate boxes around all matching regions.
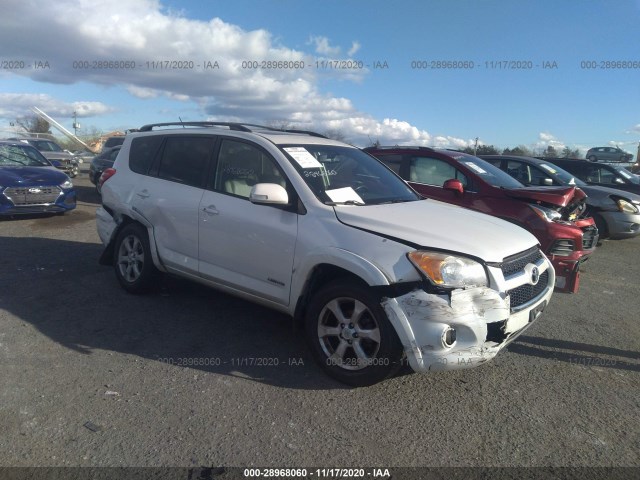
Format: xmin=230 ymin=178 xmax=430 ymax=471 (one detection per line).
xmin=363 ymin=145 xmax=434 ymax=151
xmin=138 ymin=122 xmax=253 ymax=132
xmin=137 ymin=121 xmax=328 ymax=138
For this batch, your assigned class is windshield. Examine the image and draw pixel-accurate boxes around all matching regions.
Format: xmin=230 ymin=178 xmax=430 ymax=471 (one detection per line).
xmin=280 ymin=144 xmax=420 ymax=205
xmin=27 ymin=139 xmax=64 ymax=152
xmin=615 ymin=166 xmax=640 ymax=184
xmin=0 ymin=144 xmax=51 ymax=167
xmin=537 ymin=162 xmax=587 ymax=187
xmin=454 ymin=155 xmax=525 ymax=188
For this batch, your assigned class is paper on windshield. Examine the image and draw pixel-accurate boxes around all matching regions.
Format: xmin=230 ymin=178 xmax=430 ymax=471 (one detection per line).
xmin=325 ymin=187 xmax=364 ymax=204
xmin=283 ymin=147 xmax=322 ymax=169
xmin=464 ymin=162 xmax=487 ymax=174
xmin=539 ymin=164 xmax=557 ymax=174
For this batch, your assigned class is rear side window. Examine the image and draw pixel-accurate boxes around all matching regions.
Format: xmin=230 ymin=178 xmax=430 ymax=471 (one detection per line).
xmin=156 ymin=136 xmax=214 ymax=187
xmin=129 ymin=136 xmax=163 ymax=174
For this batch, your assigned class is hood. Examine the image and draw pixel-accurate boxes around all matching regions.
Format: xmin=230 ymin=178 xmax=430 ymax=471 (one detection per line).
xmin=0 ymin=166 xmax=68 ymax=187
xmin=334 ymin=199 xmax=538 ymax=263
xmin=579 ymin=184 xmax=640 ymax=208
xmin=40 ymin=151 xmax=75 ymax=161
xmin=503 ymin=185 xmax=585 ymax=207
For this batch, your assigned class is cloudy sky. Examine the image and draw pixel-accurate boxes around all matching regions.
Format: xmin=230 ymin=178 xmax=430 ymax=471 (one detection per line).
xmin=1 ymin=0 xmax=639 ymax=153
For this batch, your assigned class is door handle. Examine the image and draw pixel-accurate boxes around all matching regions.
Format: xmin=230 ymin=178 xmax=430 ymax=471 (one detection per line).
xmin=202 ymin=205 xmax=219 ymax=216
xmin=136 ymin=190 xmax=150 ymax=199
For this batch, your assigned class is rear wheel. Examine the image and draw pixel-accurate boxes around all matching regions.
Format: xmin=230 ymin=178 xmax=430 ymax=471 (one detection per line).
xmin=113 ymin=223 xmax=159 ymax=293
xmin=588 ymin=155 xmax=597 ymax=162
xmin=305 ymin=280 xmax=404 ymax=386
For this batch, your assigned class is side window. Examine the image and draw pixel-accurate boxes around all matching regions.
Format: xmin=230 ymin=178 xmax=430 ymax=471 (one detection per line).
xmin=596 ymin=167 xmax=617 ymax=184
xmin=409 ymin=157 xmax=468 ymax=187
xmin=109 ymin=149 xmax=120 ymax=161
xmin=529 ymin=166 xmax=554 ymax=185
xmin=214 ymin=139 xmax=286 ymax=199
xmin=130 ymin=136 xmax=164 ymax=175
xmin=506 ymin=160 xmax=530 ymax=184
xmin=156 ymin=136 xmax=214 ymax=187
xmin=376 ymin=154 xmax=403 ymax=175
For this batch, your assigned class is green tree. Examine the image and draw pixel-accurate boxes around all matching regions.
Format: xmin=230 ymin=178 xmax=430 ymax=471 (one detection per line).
xmin=543 ymin=145 xmax=558 ymax=158
xmin=476 ymin=145 xmax=500 ymax=155
xmin=503 ymin=145 xmax=532 ymax=156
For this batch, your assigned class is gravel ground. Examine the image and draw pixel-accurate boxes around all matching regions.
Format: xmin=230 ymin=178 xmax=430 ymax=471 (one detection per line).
xmin=0 ymin=173 xmax=638 ymax=470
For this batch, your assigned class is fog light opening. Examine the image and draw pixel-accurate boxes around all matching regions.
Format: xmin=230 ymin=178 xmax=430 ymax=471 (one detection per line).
xmin=442 ymin=327 xmax=457 ymax=348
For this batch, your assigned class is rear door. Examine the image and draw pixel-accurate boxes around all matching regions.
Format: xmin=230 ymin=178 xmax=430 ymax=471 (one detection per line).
xmin=197 ymin=138 xmax=298 ymax=305
xmin=130 ymin=135 xmax=215 ymax=274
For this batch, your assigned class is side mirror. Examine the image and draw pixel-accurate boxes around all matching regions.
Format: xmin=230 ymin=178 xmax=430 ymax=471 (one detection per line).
xmin=542 ymin=178 xmax=553 ymax=186
xmin=443 ymin=179 xmax=464 ymax=194
xmin=615 ymin=177 xmax=625 ymax=184
xmin=249 ymin=183 xmax=289 ymax=205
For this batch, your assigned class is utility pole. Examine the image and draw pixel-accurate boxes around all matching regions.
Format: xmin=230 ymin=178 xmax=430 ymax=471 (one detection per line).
xmin=473 ymin=137 xmax=479 ymax=155
xmin=72 ymin=111 xmax=80 ymax=136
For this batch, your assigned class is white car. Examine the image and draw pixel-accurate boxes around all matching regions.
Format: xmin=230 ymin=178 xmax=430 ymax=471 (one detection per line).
xmin=96 ymin=122 xmax=555 ymax=386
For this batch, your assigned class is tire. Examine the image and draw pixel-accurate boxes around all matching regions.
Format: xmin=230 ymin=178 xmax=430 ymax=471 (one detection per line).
xmin=588 ymin=155 xmax=597 ymax=162
xmin=305 ymin=280 xmax=404 ymax=386
xmin=113 ymin=223 xmax=159 ymax=294
xmin=592 ymin=213 xmax=608 ymax=239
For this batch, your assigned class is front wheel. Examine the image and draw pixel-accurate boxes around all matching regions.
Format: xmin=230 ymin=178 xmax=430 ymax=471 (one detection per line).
xmin=113 ymin=223 xmax=159 ymax=293
xmin=305 ymin=280 xmax=404 ymax=386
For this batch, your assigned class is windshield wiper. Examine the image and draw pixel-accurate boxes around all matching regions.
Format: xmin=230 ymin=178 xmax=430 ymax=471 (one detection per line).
xmin=374 ymin=198 xmax=415 ymax=204
xmin=325 ymin=200 xmax=366 ymax=206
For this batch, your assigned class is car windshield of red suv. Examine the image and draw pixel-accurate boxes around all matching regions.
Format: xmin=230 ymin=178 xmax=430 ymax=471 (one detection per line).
xmin=449 ymin=154 xmax=524 ymax=189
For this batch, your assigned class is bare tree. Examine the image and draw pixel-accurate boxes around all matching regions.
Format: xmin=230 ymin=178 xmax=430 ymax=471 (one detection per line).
xmin=15 ymin=115 xmax=51 ymax=134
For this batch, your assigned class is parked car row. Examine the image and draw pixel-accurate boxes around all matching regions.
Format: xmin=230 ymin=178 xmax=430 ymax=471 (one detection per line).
xmin=364 ymin=147 xmax=598 ymax=294
xmin=9 ymin=137 xmax=80 ymax=178
xmin=480 ymin=155 xmax=640 ymax=240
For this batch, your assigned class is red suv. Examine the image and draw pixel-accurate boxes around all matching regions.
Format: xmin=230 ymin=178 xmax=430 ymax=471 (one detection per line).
xmin=365 ymin=147 xmax=598 ymax=293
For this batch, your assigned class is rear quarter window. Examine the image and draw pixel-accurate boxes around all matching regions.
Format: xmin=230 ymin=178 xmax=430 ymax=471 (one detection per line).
xmin=129 ymin=136 xmax=163 ymax=175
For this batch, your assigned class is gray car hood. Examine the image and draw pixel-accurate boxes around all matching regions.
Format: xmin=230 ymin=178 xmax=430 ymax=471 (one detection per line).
xmin=580 ymin=184 xmax=640 ymax=208
xmin=334 ymin=199 xmax=538 ymax=263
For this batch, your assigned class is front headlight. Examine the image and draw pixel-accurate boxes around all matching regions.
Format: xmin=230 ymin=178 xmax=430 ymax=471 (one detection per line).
xmin=60 ymin=178 xmax=73 ymax=189
xmin=616 ymin=198 xmax=639 ymax=214
xmin=408 ymin=251 xmax=488 ymax=288
xmin=529 ymin=204 xmax=562 ymax=222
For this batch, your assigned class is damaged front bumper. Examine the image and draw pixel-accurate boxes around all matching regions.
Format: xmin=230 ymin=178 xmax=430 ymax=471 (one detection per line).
xmin=382 ymin=265 xmax=554 ymax=373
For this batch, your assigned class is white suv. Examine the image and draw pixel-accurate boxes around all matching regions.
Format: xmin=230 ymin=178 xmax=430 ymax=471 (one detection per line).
xmin=96 ymin=122 xmax=555 ymax=386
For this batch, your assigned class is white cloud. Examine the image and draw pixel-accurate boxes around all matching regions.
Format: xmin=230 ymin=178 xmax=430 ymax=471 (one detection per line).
xmin=535 ymin=132 xmax=565 ymax=150
xmin=309 ymin=36 xmax=342 ymax=56
xmin=629 ymin=124 xmax=640 ymax=134
xmin=347 ymin=41 xmax=361 ymax=57
xmin=0 ymin=93 xmax=113 ymax=119
xmin=0 ymin=0 xmax=472 ymax=148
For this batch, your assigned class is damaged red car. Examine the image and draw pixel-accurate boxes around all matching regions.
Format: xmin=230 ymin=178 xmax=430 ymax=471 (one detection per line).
xmin=364 ymin=147 xmax=598 ymax=293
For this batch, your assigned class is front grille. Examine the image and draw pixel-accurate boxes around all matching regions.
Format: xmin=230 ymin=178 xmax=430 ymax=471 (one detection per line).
xmin=550 ymin=239 xmax=575 ymax=256
xmin=508 ymin=270 xmax=549 ymax=309
xmin=500 ymin=247 xmax=543 ymax=279
xmin=3 ymin=186 xmax=61 ymax=205
xmin=582 ymin=226 xmax=598 ymax=250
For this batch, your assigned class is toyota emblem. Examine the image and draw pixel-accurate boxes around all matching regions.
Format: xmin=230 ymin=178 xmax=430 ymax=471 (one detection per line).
xmin=531 ymin=266 xmax=540 ymax=285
